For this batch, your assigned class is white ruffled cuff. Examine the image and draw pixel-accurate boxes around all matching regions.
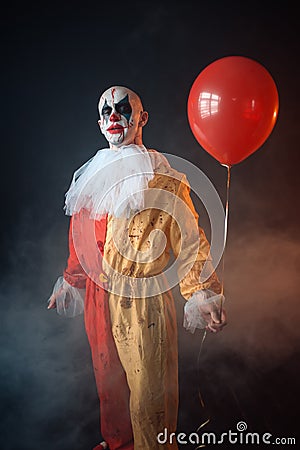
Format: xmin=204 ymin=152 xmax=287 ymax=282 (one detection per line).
xmin=48 ymin=276 xmax=85 ymax=318
xmin=183 ymin=289 xmax=225 ymax=333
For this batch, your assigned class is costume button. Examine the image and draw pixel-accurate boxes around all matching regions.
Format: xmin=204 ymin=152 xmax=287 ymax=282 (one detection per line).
xmin=99 ymin=273 xmax=108 ymax=283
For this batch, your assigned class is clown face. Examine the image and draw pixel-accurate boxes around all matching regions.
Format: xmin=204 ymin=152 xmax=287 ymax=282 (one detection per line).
xmin=98 ymin=86 xmax=147 ymax=148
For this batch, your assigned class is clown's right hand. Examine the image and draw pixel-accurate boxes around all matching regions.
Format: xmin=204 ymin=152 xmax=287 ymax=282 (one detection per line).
xmin=47 ymin=286 xmax=66 ymax=310
xmin=47 ymin=276 xmax=85 ymax=317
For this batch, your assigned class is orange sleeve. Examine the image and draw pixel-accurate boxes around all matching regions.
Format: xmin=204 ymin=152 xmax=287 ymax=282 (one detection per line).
xmin=169 ymin=175 xmax=222 ymax=300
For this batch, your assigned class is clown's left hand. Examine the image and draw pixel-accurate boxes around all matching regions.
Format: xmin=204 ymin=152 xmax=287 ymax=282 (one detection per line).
xmin=199 ymin=300 xmax=227 ymax=333
xmin=183 ymin=290 xmax=227 ymax=334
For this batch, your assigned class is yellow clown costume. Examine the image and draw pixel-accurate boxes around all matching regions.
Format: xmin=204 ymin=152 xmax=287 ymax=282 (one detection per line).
xmin=48 ymin=87 xmax=225 ymax=450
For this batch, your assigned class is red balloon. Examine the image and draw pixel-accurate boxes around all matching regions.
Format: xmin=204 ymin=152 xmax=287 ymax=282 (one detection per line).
xmin=187 ymin=56 xmax=279 ymax=166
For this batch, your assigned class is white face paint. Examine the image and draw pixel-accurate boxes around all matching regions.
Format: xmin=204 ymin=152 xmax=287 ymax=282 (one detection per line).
xmin=98 ymin=86 xmax=144 ymax=148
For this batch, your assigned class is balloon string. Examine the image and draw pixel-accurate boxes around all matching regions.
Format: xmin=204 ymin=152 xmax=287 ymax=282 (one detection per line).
xmin=197 ymin=329 xmax=208 ymax=408
xmin=195 ymin=328 xmax=210 ymax=447
xmin=195 ymin=165 xmax=231 ymax=445
xmin=219 ymin=164 xmax=231 ymax=320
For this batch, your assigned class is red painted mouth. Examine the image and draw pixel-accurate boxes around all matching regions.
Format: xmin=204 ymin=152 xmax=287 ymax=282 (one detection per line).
xmin=107 ymin=124 xmax=124 ymax=134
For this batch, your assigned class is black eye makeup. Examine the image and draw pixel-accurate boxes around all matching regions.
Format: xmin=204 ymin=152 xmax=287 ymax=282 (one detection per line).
xmin=101 ymin=94 xmax=133 ymax=121
xmin=115 ymin=95 xmax=132 ymax=120
xmin=101 ymin=100 xmax=112 ymax=117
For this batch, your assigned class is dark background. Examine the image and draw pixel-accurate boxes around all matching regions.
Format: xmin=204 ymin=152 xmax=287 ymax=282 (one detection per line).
xmin=1 ymin=1 xmax=299 ymax=449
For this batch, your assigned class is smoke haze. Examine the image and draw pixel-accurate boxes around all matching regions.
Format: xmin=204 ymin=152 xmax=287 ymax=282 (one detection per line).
xmin=1 ymin=1 xmax=299 ymax=449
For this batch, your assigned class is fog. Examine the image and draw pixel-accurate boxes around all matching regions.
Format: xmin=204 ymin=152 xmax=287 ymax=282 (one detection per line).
xmin=1 ymin=1 xmax=299 ymax=449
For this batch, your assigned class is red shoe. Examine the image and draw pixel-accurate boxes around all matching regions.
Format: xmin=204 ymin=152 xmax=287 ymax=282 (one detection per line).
xmin=93 ymin=440 xmax=134 ymax=450
xmin=93 ymin=441 xmax=108 ymax=450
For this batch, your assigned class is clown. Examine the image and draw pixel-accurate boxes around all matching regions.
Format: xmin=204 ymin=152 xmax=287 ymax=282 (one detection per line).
xmin=48 ymin=86 xmax=227 ymax=450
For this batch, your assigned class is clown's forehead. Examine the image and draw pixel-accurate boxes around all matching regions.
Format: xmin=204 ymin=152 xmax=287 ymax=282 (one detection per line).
xmin=99 ymin=86 xmax=142 ymax=109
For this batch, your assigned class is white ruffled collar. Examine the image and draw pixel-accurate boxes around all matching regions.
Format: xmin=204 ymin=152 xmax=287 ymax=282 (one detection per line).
xmin=64 ymin=144 xmax=169 ymax=219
